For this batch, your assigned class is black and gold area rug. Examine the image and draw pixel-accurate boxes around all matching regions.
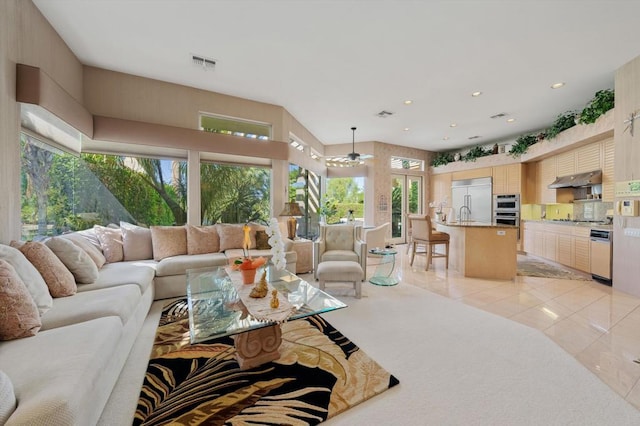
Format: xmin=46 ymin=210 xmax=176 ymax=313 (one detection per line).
xmin=133 ymin=299 xmax=399 ymax=425
xmin=517 ymin=255 xmax=592 ymax=281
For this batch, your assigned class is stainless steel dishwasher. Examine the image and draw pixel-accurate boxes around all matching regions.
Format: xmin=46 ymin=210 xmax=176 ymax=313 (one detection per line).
xmin=590 ymin=228 xmax=612 ymax=285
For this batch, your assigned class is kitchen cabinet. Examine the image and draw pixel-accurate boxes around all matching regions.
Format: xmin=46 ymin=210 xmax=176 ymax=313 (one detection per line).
xmin=556 ymin=151 xmax=575 ymax=177
xmin=522 ymin=221 xmax=591 ymax=273
xmin=575 ymin=143 xmax=601 ymax=173
xmin=544 ymin=232 xmax=557 ymax=261
xmin=451 ymin=167 xmax=492 ymax=181
xmin=572 ymin=227 xmax=591 ymax=273
xmin=430 ymin=172 xmax=451 ymax=210
xmin=602 ymin=138 xmax=614 ymax=202
xmin=492 ymin=164 xmax=522 ymax=195
xmin=522 ymin=222 xmax=536 ymax=254
xmin=556 ymin=233 xmax=573 ymax=266
xmin=537 ymin=157 xmax=573 ymax=204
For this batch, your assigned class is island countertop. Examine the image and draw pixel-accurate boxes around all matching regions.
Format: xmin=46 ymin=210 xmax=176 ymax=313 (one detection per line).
xmin=434 ymin=220 xmax=518 ymax=229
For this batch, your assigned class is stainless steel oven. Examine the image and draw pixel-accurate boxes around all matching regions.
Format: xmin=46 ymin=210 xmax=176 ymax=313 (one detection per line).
xmin=590 ymin=228 xmax=612 ymax=285
xmin=493 ymin=194 xmax=520 ymax=238
xmin=493 ymin=194 xmax=520 ymax=212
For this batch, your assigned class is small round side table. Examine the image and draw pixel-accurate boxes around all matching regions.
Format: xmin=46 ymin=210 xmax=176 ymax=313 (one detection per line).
xmin=368 ymin=248 xmax=399 ymax=286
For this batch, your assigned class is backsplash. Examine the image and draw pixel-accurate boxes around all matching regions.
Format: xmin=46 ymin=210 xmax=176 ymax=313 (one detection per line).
xmin=521 ymin=201 xmax=612 ymax=221
xmin=573 ymin=201 xmax=613 ymax=221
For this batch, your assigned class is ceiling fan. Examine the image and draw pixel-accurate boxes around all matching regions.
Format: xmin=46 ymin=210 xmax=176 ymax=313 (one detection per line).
xmin=345 ymin=126 xmax=373 ymax=165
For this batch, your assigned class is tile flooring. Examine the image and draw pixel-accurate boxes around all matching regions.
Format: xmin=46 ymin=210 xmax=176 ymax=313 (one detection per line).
xmin=385 ymin=245 xmax=640 ymax=411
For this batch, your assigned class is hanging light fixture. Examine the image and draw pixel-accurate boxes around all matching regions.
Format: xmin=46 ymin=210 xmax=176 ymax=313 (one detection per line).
xmin=347 ymin=126 xmax=361 ymax=162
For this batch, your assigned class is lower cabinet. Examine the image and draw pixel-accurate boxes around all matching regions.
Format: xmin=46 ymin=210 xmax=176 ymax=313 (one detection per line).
xmin=522 ymin=221 xmax=590 ymax=273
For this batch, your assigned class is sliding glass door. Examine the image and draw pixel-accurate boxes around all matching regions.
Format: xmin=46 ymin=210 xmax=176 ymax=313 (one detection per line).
xmin=389 ymin=174 xmax=422 ymax=245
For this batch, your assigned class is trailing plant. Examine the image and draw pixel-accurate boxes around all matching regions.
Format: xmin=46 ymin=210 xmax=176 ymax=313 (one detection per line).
xmin=578 ymin=89 xmax=614 ymax=124
xmin=431 ymin=152 xmax=454 ymax=167
xmin=508 ymin=134 xmax=537 ymax=157
xmin=545 ymin=111 xmax=578 ymax=139
xmin=462 ymin=145 xmax=492 ymax=162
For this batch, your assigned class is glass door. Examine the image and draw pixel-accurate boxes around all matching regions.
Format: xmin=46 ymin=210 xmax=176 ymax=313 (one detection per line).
xmin=390 ymin=175 xmax=422 ymax=245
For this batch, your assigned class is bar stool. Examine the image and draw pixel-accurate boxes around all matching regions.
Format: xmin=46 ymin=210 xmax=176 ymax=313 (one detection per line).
xmin=409 ymin=215 xmax=450 ymax=271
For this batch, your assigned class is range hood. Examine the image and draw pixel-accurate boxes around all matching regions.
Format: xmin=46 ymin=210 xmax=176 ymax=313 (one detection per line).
xmin=548 ymin=170 xmax=602 ymax=189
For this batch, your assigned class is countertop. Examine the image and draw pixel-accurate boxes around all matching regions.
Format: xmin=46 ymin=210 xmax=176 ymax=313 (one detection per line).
xmin=522 ymin=219 xmax=613 ymax=230
xmin=435 ymin=220 xmax=518 ymax=229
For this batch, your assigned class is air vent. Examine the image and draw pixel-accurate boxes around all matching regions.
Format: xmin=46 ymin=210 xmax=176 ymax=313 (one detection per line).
xmin=468 ymin=135 xmax=482 ymax=140
xmin=376 ymin=110 xmax=394 ymax=118
xmin=192 ymin=54 xmax=216 ymax=70
xmin=490 ymin=113 xmax=508 ymax=119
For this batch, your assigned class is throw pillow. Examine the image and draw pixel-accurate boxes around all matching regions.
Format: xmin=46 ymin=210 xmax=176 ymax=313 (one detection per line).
xmin=255 ymin=230 xmax=272 ymax=250
xmin=216 ymin=224 xmax=246 ymax=252
xmin=11 ymin=241 xmax=76 ymax=297
xmin=0 ymin=260 xmax=42 ymax=340
xmin=249 ymin=222 xmax=267 ymax=248
xmin=60 ymin=232 xmax=106 ymax=269
xmin=150 ymin=226 xmax=187 ymax=261
xmin=0 ymin=244 xmax=52 ymax=315
xmin=0 ymin=370 xmax=16 ymax=424
xmin=45 ymin=237 xmax=99 ymax=284
xmin=186 ymin=224 xmax=220 ymax=255
xmin=120 ymin=221 xmax=153 ymax=261
xmin=94 ymin=225 xmax=124 ymax=263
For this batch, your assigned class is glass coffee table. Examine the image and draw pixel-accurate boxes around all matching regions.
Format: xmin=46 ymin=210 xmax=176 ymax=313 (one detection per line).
xmin=186 ymin=266 xmax=347 ymax=369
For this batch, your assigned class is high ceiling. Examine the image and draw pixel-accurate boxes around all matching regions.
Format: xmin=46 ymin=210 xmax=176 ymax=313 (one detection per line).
xmin=33 ymin=0 xmax=640 ymax=153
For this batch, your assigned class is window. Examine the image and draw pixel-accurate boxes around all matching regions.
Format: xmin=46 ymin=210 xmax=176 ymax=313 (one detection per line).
xmin=288 ymin=164 xmax=321 ymax=239
xmin=200 ymin=162 xmax=271 ymax=225
xmin=323 ymin=177 xmax=365 ymax=224
xmin=391 ymin=157 xmax=423 ymax=171
xmin=200 ymin=114 xmax=271 ymax=140
xmin=20 ymin=133 xmax=187 ymax=240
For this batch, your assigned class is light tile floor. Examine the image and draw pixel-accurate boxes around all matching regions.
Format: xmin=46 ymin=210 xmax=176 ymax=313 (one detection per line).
xmin=379 ymin=246 xmax=640 ymax=411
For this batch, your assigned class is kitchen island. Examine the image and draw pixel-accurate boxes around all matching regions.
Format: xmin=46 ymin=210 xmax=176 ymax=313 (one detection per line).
xmin=435 ymin=221 xmax=518 ymax=280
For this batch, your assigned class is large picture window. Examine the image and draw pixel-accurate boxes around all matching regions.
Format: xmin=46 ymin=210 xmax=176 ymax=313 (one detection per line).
xmin=20 ymin=133 xmax=187 ymax=239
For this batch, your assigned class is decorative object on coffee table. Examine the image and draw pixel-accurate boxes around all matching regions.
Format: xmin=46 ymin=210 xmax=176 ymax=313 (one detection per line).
xmin=279 ymin=202 xmax=303 ymax=240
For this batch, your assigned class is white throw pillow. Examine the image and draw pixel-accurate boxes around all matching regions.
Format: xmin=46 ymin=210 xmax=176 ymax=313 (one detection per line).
xmin=120 ymin=221 xmax=153 ymax=261
xmin=45 ymin=237 xmax=99 ymax=284
xmin=0 ymin=371 xmax=16 ymax=424
xmin=94 ymin=225 xmax=124 ymax=263
xmin=60 ymin=232 xmax=106 ymax=268
xmin=0 ymin=244 xmax=52 ymax=315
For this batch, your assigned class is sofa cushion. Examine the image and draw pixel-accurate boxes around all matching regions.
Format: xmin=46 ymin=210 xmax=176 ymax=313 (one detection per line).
xmin=0 ymin=260 xmax=41 ymax=340
xmin=0 ymin=317 xmax=122 ymax=426
xmin=40 ymin=284 xmax=141 ymax=330
xmin=120 ymin=221 xmax=153 ymax=261
xmin=76 ymin=260 xmax=156 ymax=296
xmin=0 ymin=371 xmax=16 ymax=425
xmin=255 ymin=230 xmax=272 ymax=249
xmin=155 ymin=253 xmax=228 ymax=277
xmin=45 ymin=237 xmax=99 ymax=284
xmin=0 ymin=244 xmax=53 ymax=315
xmin=11 ymin=241 xmax=77 ymax=297
xmin=186 ymin=224 xmax=220 ymax=254
xmin=94 ymin=225 xmax=124 ymax=263
xmin=150 ymin=225 xmax=187 ymax=261
xmin=60 ymin=232 xmax=106 ymax=268
xmin=216 ymin=223 xmax=246 ymax=252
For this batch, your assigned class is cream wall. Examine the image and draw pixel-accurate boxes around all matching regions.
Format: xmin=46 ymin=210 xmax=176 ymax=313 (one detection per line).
xmin=613 ymin=55 xmax=640 ymax=297
xmin=0 ymin=0 xmax=84 ymax=244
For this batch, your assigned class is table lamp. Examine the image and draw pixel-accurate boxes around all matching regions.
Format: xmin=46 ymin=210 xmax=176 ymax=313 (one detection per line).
xmin=280 ymin=202 xmax=303 ymax=240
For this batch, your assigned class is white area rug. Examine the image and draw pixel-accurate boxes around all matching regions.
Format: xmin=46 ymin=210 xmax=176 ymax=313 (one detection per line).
xmin=101 ymin=282 xmax=640 ymax=425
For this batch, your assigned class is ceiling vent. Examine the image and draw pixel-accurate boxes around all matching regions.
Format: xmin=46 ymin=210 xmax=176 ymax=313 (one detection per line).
xmin=490 ymin=113 xmax=508 ymax=119
xmin=192 ymin=54 xmax=216 ymax=70
xmin=468 ymin=135 xmax=482 ymax=140
xmin=376 ymin=110 xmax=394 ymax=118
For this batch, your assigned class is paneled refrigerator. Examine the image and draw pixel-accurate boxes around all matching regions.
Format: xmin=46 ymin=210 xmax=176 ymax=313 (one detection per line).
xmin=451 ymin=177 xmax=492 ymax=222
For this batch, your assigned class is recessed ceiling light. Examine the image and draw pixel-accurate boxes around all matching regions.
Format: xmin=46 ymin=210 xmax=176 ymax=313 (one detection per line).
xmin=471 ymin=91 xmax=482 ymax=97
xmin=551 ymin=82 xmax=565 ymax=89
xmin=443 ymin=136 xmax=450 ymax=140
xmin=450 ymin=123 xmax=457 ymax=128
xmin=506 ymin=118 xmax=516 ymax=123
xmin=403 ymin=127 xmax=410 ymax=131
xmin=404 ymin=100 xmax=413 ymax=105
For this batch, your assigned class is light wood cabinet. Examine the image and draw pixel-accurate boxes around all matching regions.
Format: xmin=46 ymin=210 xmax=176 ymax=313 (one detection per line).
xmin=430 ymin=172 xmax=452 ymax=211
xmin=557 ymin=234 xmax=573 ymax=266
xmin=451 ymin=167 xmax=492 ymax=181
xmin=522 ymin=221 xmax=591 ymax=273
xmin=537 ymin=157 xmax=574 ymax=204
xmin=522 ymin=221 xmax=537 ymax=254
xmin=602 ymin=138 xmax=614 ymax=202
xmin=492 ymin=164 xmax=522 ymax=195
xmin=572 ymin=227 xmax=591 ymax=273
xmin=544 ymin=232 xmax=557 ymax=261
xmin=556 ymin=151 xmax=575 ymax=177
xmin=575 ymin=143 xmax=601 ymax=173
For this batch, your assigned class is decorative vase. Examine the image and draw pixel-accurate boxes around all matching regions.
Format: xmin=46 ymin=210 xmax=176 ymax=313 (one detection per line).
xmin=240 ymin=268 xmax=257 ymax=285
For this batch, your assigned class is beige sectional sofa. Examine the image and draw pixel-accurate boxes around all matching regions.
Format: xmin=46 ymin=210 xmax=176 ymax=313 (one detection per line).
xmin=0 ymin=221 xmax=296 ymax=425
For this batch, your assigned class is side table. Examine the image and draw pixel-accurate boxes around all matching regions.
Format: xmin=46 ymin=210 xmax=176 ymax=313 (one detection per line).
xmin=292 ymin=238 xmax=313 ymax=274
xmin=368 ymin=248 xmax=399 ymax=286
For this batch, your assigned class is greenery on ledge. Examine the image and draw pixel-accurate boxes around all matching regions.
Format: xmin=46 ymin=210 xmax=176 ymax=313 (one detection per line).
xmin=431 ymin=152 xmax=454 ymax=167
xmin=578 ymin=89 xmax=614 ymax=124
xmin=462 ymin=145 xmax=493 ymax=162
xmin=508 ymin=134 xmax=537 ymax=158
xmin=545 ymin=111 xmax=578 ymax=139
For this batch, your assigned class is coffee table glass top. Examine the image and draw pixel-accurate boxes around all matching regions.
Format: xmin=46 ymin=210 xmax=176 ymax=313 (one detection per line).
xmin=186 ymin=266 xmax=347 ymax=344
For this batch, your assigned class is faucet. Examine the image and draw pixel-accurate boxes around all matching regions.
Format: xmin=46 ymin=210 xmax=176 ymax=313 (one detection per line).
xmin=459 ymin=205 xmax=472 ymax=222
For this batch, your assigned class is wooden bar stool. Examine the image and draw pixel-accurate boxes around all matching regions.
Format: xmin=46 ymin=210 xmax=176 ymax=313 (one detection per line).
xmin=409 ymin=215 xmax=450 ymax=271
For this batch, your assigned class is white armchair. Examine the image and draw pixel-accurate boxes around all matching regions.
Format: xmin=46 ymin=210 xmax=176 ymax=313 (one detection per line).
xmin=314 ymin=224 xmax=367 ymax=280
xmin=358 ymin=222 xmax=390 ymax=257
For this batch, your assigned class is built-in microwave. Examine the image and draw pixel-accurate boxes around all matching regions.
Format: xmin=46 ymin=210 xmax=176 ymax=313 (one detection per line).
xmin=493 ymin=194 xmax=520 ymax=212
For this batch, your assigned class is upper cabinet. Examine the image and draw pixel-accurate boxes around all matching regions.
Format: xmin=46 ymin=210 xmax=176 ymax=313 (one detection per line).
xmin=602 ymin=138 xmax=614 ymax=202
xmin=492 ymin=164 xmax=522 ymax=195
xmin=430 ymin=172 xmax=452 ymax=209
